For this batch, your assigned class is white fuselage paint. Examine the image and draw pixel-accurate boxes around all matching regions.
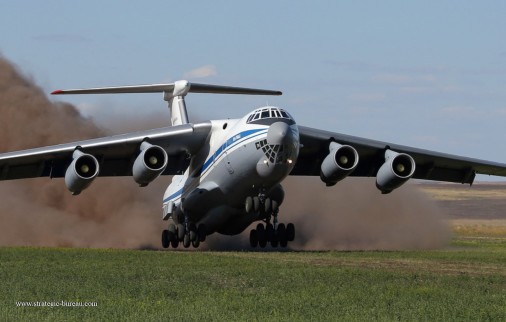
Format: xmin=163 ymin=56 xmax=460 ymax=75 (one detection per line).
xmin=162 ymin=106 xmax=299 ymax=235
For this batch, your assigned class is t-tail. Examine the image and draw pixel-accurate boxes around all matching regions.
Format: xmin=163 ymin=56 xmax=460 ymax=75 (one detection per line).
xmin=52 ymin=80 xmax=282 ymax=126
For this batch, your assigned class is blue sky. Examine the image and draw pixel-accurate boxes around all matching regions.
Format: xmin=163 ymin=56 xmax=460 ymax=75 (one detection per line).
xmin=1 ymin=1 xmax=506 ymax=179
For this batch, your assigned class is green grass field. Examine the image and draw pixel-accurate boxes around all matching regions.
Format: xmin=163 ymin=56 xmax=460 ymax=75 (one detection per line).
xmin=1 ymin=237 xmax=506 ymax=321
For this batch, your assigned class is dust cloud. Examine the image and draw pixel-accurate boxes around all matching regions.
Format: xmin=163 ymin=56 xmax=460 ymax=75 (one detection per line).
xmin=205 ymin=177 xmax=450 ymax=251
xmin=0 ymin=56 xmax=165 ymax=248
xmin=0 ymin=55 xmax=450 ymax=250
xmin=282 ymin=177 xmax=450 ymax=250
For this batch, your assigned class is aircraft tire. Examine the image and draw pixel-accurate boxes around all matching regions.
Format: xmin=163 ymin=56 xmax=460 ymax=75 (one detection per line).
xmin=272 ymin=200 xmax=279 ymax=213
xmin=253 ymin=197 xmax=260 ymax=213
xmin=197 ymin=224 xmax=207 ymax=242
xmin=277 ymin=224 xmax=288 ymax=248
xmin=161 ymin=230 xmax=170 ymax=248
xmin=266 ymin=223 xmax=275 ymax=242
xmin=245 ymin=196 xmax=253 ymax=213
xmin=170 ymin=235 xmax=179 ymax=248
xmin=257 ymin=224 xmax=267 ymax=248
xmin=168 ymin=223 xmax=176 ymax=235
xmin=286 ymin=223 xmax=295 ymax=242
xmin=189 ymin=223 xmax=197 ymax=242
xmin=264 ymin=198 xmax=271 ymax=214
xmin=249 ymin=229 xmax=258 ymax=248
xmin=177 ymin=224 xmax=185 ymax=241
xmin=183 ymin=233 xmax=191 ymax=248
xmin=192 ymin=238 xmax=200 ymax=248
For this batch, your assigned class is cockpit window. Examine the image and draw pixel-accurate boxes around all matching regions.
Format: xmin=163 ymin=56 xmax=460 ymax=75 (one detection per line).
xmin=246 ymin=107 xmax=293 ymax=123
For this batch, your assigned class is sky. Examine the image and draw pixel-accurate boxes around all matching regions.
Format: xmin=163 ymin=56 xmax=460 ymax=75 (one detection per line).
xmin=1 ymin=1 xmax=506 ymax=180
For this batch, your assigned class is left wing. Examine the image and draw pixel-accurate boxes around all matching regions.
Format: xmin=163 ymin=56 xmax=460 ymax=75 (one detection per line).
xmin=292 ymin=125 xmax=506 ymax=184
xmin=0 ymin=122 xmax=211 ymax=180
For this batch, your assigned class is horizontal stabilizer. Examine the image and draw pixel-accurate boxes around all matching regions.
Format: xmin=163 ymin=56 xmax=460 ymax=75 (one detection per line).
xmin=51 ymin=81 xmax=282 ymax=96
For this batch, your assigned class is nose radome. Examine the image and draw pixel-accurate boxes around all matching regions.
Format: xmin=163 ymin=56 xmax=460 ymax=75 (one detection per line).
xmin=267 ymin=122 xmax=291 ymax=145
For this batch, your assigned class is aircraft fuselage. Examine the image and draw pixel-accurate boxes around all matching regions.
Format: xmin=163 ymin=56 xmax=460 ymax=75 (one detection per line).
xmin=162 ymin=106 xmax=299 ymax=236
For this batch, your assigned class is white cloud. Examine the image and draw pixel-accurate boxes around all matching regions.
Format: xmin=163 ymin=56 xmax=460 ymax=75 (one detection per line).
xmin=183 ymin=65 xmax=218 ymax=79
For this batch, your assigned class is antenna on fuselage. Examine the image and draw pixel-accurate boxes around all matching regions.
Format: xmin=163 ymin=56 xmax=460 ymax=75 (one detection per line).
xmin=51 ymin=80 xmax=282 ymax=126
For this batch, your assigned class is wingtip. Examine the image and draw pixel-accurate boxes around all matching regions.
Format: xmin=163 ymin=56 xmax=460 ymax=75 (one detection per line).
xmin=51 ymin=90 xmax=64 ymax=95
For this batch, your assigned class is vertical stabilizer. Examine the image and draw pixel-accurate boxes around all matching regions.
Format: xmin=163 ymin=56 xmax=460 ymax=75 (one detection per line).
xmin=164 ymin=80 xmax=190 ymax=126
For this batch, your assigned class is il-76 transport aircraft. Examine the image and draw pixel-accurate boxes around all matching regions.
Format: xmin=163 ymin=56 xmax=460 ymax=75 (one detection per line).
xmin=1 ymin=80 xmax=506 ymax=249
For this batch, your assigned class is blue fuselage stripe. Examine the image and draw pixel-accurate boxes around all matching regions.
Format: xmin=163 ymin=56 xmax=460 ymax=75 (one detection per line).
xmin=163 ymin=128 xmax=267 ymax=204
xmin=200 ymin=128 xmax=266 ymax=175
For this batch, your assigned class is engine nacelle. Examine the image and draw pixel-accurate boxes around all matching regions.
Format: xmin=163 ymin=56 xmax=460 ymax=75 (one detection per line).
xmin=65 ymin=150 xmax=99 ymax=195
xmin=376 ymin=149 xmax=416 ymax=194
xmin=320 ymin=142 xmax=359 ymax=186
xmin=133 ymin=142 xmax=168 ymax=186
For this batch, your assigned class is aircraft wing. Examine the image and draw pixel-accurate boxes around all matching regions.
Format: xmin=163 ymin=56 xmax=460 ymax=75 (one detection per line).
xmin=0 ymin=122 xmax=211 ymax=180
xmin=292 ymin=125 xmax=506 ymax=184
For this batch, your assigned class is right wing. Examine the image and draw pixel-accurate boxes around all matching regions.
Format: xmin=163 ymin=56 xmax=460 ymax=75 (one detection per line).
xmin=0 ymin=122 xmax=211 ymax=180
xmin=292 ymin=125 xmax=506 ymax=184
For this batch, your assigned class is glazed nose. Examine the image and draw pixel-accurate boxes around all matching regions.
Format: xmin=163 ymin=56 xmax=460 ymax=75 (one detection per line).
xmin=267 ymin=122 xmax=292 ymax=145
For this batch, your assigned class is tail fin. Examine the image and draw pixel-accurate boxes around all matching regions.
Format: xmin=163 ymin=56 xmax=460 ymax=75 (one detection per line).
xmin=52 ymin=80 xmax=282 ymax=126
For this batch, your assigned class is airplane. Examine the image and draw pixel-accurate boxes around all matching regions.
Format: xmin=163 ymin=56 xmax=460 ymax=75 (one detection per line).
xmin=1 ymin=79 xmax=506 ymax=249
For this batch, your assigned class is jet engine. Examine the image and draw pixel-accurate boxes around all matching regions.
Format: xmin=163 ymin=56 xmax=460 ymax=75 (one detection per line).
xmin=133 ymin=142 xmax=168 ymax=186
xmin=320 ymin=142 xmax=359 ymax=186
xmin=376 ymin=149 xmax=416 ymax=194
xmin=65 ymin=150 xmax=99 ymax=195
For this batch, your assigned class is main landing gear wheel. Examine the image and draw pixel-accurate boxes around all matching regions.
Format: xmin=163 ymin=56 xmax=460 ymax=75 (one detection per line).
xmin=197 ymin=224 xmax=207 ymax=242
xmin=161 ymin=230 xmax=170 ymax=248
xmin=257 ymin=224 xmax=267 ymax=248
xmin=189 ymin=223 xmax=198 ymax=242
xmin=162 ymin=221 xmax=206 ymax=249
xmin=245 ymin=196 xmax=253 ymax=213
xmin=168 ymin=224 xmax=179 ymax=248
xmin=249 ymin=229 xmax=258 ymax=248
xmin=249 ymin=222 xmax=295 ymax=248
xmin=183 ymin=233 xmax=191 ymax=248
xmin=286 ymin=223 xmax=295 ymax=242
xmin=177 ymin=223 xmax=185 ymax=241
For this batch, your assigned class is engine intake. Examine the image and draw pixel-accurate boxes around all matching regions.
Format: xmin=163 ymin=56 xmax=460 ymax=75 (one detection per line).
xmin=133 ymin=142 xmax=168 ymax=186
xmin=376 ymin=149 xmax=416 ymax=194
xmin=65 ymin=150 xmax=99 ymax=195
xmin=320 ymin=142 xmax=359 ymax=186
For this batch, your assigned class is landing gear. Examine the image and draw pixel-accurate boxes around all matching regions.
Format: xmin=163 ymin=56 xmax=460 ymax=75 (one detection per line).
xmin=161 ymin=221 xmax=207 ymax=249
xmin=249 ymin=221 xmax=295 ymax=249
xmin=244 ymin=191 xmax=293 ymax=249
xmin=161 ymin=229 xmax=170 ymax=248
